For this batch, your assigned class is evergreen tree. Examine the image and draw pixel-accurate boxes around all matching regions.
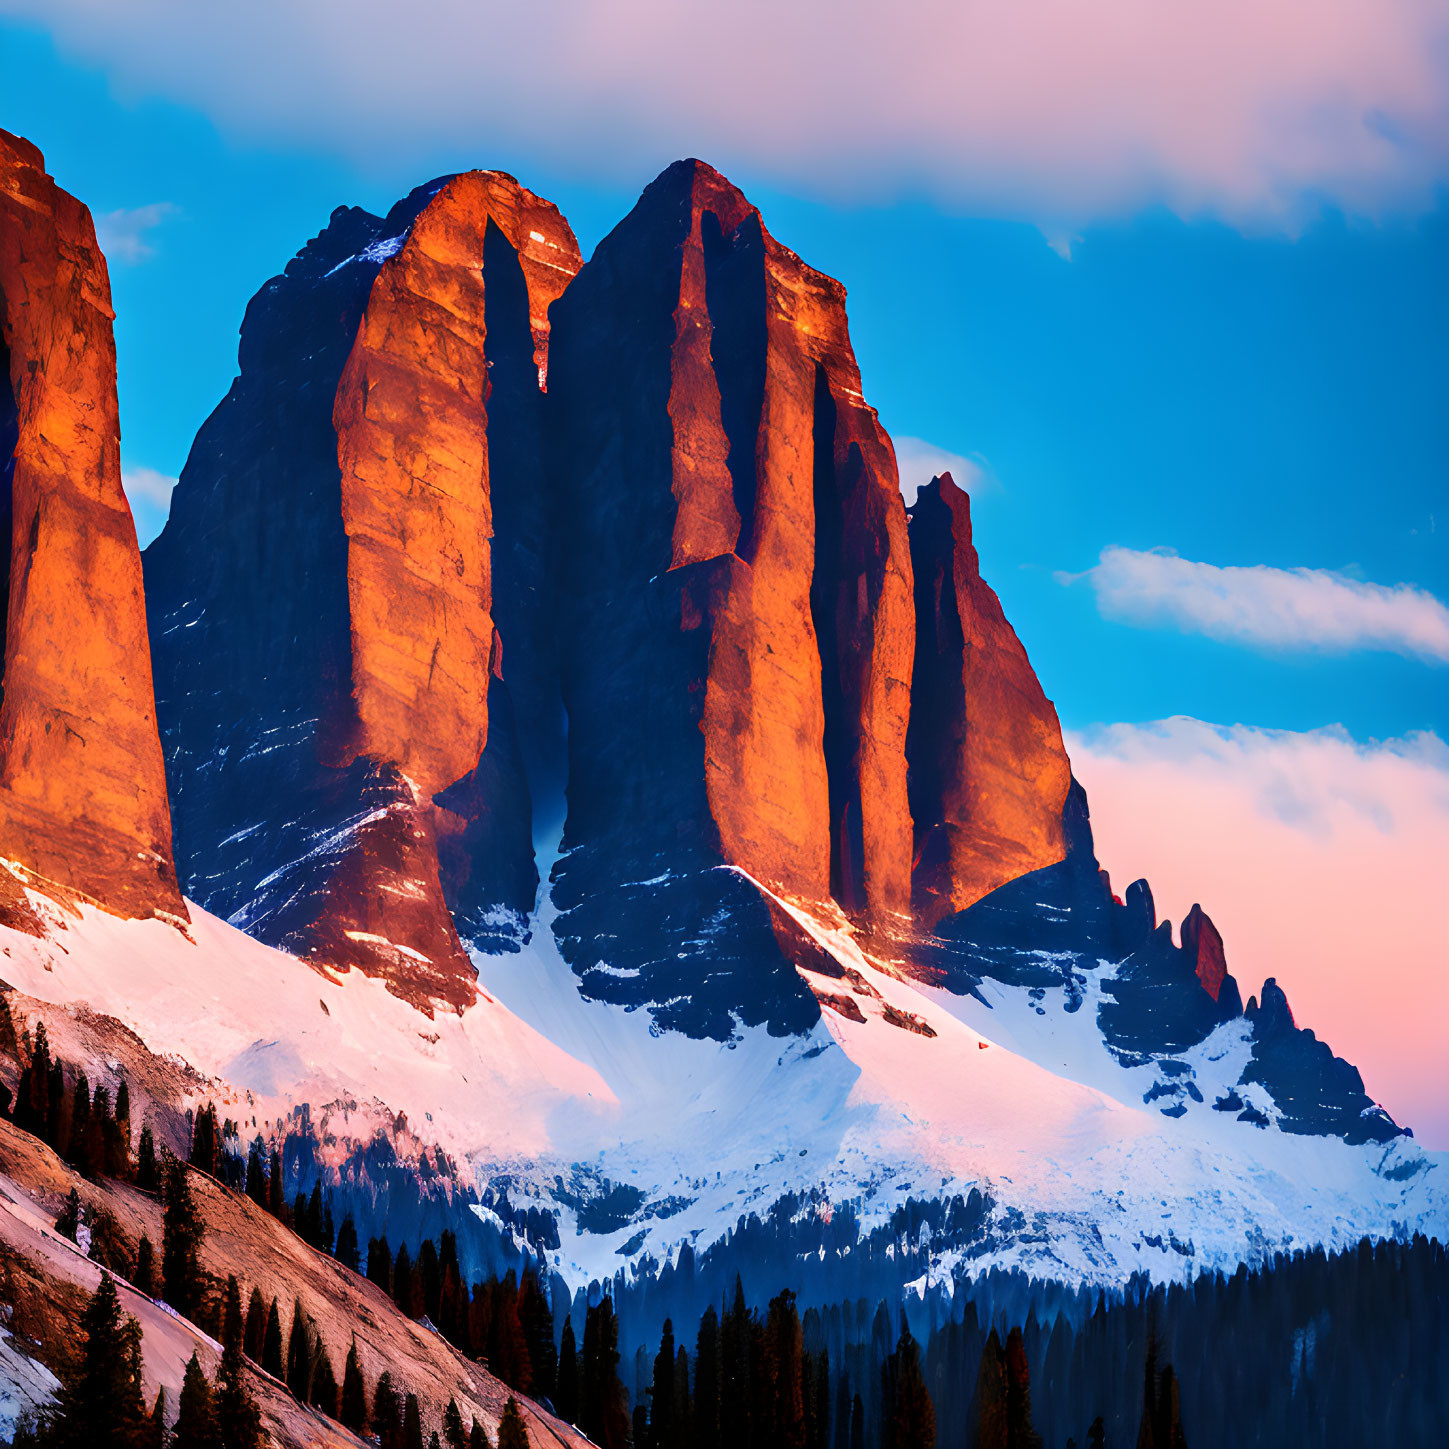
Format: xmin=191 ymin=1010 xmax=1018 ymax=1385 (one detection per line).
xmin=13 ymin=1019 xmax=51 ymax=1139
xmin=373 ymin=1371 xmax=403 ymax=1449
xmin=261 ymin=1298 xmax=284 ymax=1378
xmin=305 ymin=1181 xmax=324 ymax=1250
xmin=335 ymin=1215 xmax=361 ymax=1272
xmin=161 ymin=1156 xmax=205 ymax=1318
xmin=720 ymin=1278 xmax=751 ymax=1449
xmin=102 ymin=1084 xmax=131 ymax=1180
xmin=244 ymin=1138 xmax=268 ymax=1207
xmin=50 ymin=1273 xmax=148 ymax=1448
xmin=47 ymin=1059 xmax=68 ymax=1157
xmin=1087 ymin=1419 xmax=1106 ymax=1449
xmin=243 ymin=1285 xmax=267 ymax=1362
xmin=285 ymin=1297 xmax=311 ymax=1400
xmin=555 ymin=1315 xmax=579 ymax=1425
xmin=693 ymin=1303 xmax=721 ymax=1449
xmin=133 ymin=1233 xmax=158 ymax=1297
xmin=649 ymin=1318 xmax=678 ymax=1449
xmin=579 ymin=1296 xmax=628 ymax=1449
xmin=147 ymin=1389 xmax=167 ymax=1449
xmin=87 ymin=1085 xmax=111 ymax=1180
xmin=173 ymin=1350 xmax=220 ymax=1449
xmin=882 ymin=1327 xmax=935 ymax=1449
xmin=221 ymin=1275 xmax=244 ymax=1348
xmin=54 ymin=1187 xmax=82 ymax=1243
xmin=216 ymin=1277 xmax=262 ymax=1449
xmin=498 ymin=1396 xmax=530 ymax=1449
xmin=311 ymin=1339 xmax=340 ymax=1418
xmin=393 ymin=1242 xmax=414 ymax=1316
xmin=267 ymin=1146 xmax=286 ymax=1219
xmin=368 ymin=1234 xmax=394 ymax=1292
xmin=850 ymin=1395 xmax=865 ymax=1449
xmin=766 ymin=1289 xmax=806 ymax=1449
xmin=189 ymin=1103 xmax=219 ymax=1177
xmin=469 ymin=1421 xmax=491 ymax=1449
xmin=673 ymin=1346 xmax=693 ymax=1449
xmin=135 ymin=1125 xmax=159 ymax=1193
xmin=517 ymin=1269 xmax=556 ymax=1401
xmin=67 ymin=1074 xmax=92 ymax=1175
xmin=403 ymin=1393 xmax=425 ymax=1449
xmin=444 ymin=1397 xmax=469 ymax=1449
xmin=973 ymin=1330 xmax=1008 ymax=1449
xmin=341 ymin=1337 xmax=369 ymax=1432
xmin=1004 ymin=1325 xmax=1042 ymax=1449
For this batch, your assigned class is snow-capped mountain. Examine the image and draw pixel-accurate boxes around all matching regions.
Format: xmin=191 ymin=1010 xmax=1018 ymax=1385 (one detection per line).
xmin=0 ymin=125 xmax=1440 ymax=1321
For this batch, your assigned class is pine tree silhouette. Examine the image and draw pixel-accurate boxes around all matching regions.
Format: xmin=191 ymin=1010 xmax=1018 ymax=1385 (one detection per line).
xmin=216 ymin=1276 xmax=262 ymax=1449
xmin=173 ymin=1350 xmax=220 ymax=1449
xmin=341 ymin=1336 xmax=369 ymax=1431
xmin=285 ymin=1297 xmax=311 ymax=1400
xmin=498 ymin=1396 xmax=531 ymax=1449
xmin=160 ymin=1156 xmax=205 ymax=1318
xmin=50 ymin=1272 xmax=148 ymax=1447
xmin=261 ymin=1297 xmax=284 ymax=1378
xmin=882 ymin=1326 xmax=935 ymax=1449
xmin=135 ymin=1125 xmax=159 ymax=1193
xmin=242 ymin=1285 xmax=267 ymax=1362
xmin=556 ymin=1315 xmax=579 ymax=1424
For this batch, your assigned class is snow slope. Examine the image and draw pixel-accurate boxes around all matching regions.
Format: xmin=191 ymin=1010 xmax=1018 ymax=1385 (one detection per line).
xmin=0 ymin=863 xmax=1442 ymax=1293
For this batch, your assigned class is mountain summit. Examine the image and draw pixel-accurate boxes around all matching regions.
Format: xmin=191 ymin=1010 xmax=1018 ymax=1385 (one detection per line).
xmin=0 ymin=137 xmax=1437 ymax=1320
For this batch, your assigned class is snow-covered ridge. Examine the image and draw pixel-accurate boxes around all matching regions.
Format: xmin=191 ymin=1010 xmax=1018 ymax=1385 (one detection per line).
xmin=0 ymin=868 xmax=1441 ymax=1294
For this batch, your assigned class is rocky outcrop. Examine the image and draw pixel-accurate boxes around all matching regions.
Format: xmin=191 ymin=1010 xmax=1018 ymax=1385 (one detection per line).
xmin=0 ymin=131 xmax=183 ymax=922
xmin=1180 ymin=902 xmax=1242 ymax=1013
xmin=905 ymin=473 xmax=1071 ymax=925
xmin=546 ymin=159 xmax=914 ymax=1036
xmin=1244 ymin=978 xmax=1400 ymax=1144
xmin=145 ymin=172 xmax=579 ymax=1011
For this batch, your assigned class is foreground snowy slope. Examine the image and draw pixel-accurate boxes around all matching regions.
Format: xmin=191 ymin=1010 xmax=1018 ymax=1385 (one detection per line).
xmin=0 ymin=863 xmax=1440 ymax=1294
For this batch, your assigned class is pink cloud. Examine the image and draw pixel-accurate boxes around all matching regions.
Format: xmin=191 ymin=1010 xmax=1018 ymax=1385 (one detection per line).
xmin=9 ymin=0 xmax=1449 ymax=227
xmin=1067 ymin=718 xmax=1449 ymax=1149
xmin=1067 ymin=547 xmax=1449 ymax=661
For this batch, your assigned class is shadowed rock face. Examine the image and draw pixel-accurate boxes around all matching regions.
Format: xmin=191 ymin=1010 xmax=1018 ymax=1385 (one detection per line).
xmin=0 ymin=130 xmax=183 ymax=922
xmin=145 ymin=172 xmax=579 ymax=1011
xmin=905 ymin=473 xmax=1071 ymax=926
xmin=546 ymin=159 xmax=914 ymax=1037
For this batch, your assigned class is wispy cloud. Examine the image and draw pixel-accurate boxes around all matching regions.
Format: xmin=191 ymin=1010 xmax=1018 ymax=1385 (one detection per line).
xmin=94 ymin=202 xmax=178 ymax=264
xmin=12 ymin=1 xmax=1449 ymax=229
xmin=121 ymin=466 xmax=176 ymax=546
xmin=892 ymin=437 xmax=987 ymax=506
xmin=1068 ymin=717 xmax=1449 ymax=1147
xmin=1063 ymin=546 xmax=1449 ymax=662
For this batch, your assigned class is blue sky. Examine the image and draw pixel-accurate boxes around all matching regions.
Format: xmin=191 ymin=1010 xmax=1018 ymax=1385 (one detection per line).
xmin=3 ymin=8 xmax=1447 ymax=1135
xmin=4 ymin=21 xmax=1443 ymax=744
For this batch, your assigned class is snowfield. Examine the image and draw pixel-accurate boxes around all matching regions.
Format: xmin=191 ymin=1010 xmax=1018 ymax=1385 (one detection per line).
xmin=0 ymin=862 xmax=1442 ymax=1293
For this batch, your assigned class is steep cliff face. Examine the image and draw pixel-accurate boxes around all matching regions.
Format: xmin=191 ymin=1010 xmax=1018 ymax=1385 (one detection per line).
xmin=546 ymin=159 xmax=914 ymax=1037
xmin=145 ymin=172 xmax=578 ymax=1011
xmin=0 ymin=130 xmax=183 ymax=923
xmin=905 ymin=473 xmax=1071 ymax=925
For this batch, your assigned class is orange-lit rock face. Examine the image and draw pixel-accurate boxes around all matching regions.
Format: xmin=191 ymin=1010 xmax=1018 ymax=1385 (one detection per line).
xmin=663 ymin=162 xmax=914 ymax=922
xmin=322 ymin=171 xmax=579 ymax=1007
xmin=906 ymin=473 xmax=1071 ymax=926
xmin=332 ymin=171 xmax=580 ymax=797
xmin=0 ymin=131 xmax=184 ymax=921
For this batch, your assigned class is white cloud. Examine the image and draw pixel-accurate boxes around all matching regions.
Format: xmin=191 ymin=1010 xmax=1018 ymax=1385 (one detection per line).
xmin=1039 ymin=227 xmax=1082 ymax=262
xmin=1065 ymin=546 xmax=1449 ymax=662
xmin=121 ymin=466 xmax=176 ymax=546
xmin=6 ymin=1 xmax=1449 ymax=229
xmin=892 ymin=437 xmax=987 ymax=506
xmin=121 ymin=465 xmax=177 ymax=508
xmin=94 ymin=202 xmax=178 ymax=264
xmin=1068 ymin=717 xmax=1449 ymax=1147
